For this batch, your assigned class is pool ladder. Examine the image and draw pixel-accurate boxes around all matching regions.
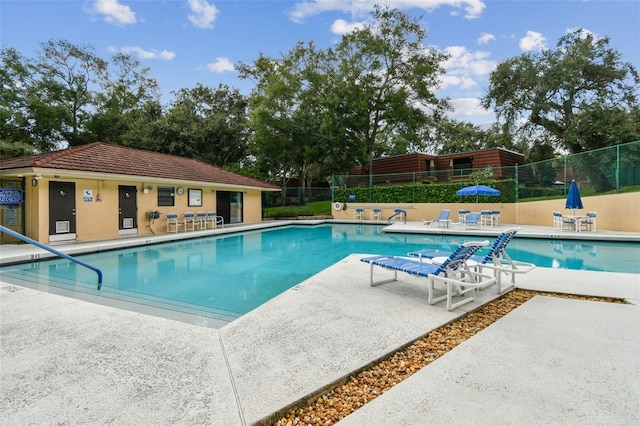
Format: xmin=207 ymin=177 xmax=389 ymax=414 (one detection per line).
xmin=387 ymin=209 xmax=407 ymax=224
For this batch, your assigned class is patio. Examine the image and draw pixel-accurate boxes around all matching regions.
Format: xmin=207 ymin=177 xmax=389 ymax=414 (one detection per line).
xmin=1 ymin=221 xmax=639 ymax=425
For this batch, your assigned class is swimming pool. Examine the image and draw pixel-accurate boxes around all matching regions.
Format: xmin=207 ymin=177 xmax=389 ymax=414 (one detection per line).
xmin=1 ymin=224 xmax=638 ymax=325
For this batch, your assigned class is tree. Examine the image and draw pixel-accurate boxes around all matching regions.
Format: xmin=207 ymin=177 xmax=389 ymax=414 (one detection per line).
xmin=483 ymin=29 xmax=640 ymax=191
xmin=161 ymin=84 xmax=248 ymax=166
xmin=32 ymin=39 xmax=107 ymax=146
xmin=87 ymin=52 xmax=161 ymax=145
xmin=483 ymin=29 xmax=640 ymax=154
xmin=432 ymin=119 xmax=488 ymax=154
xmin=239 ymin=46 xmax=313 ymax=201
xmin=329 ymin=5 xmax=450 ymax=173
xmin=0 ymin=47 xmax=40 ymax=158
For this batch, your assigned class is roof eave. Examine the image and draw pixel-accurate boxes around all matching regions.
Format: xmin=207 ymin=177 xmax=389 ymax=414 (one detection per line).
xmin=2 ymin=167 xmax=280 ymax=191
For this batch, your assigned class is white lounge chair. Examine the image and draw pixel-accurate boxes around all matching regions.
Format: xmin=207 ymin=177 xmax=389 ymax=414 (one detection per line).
xmin=408 ymin=228 xmax=535 ymax=294
xmin=463 ymin=212 xmax=481 ymax=229
xmin=361 ymin=240 xmax=496 ymax=310
xmin=423 ymin=209 xmax=451 ymax=227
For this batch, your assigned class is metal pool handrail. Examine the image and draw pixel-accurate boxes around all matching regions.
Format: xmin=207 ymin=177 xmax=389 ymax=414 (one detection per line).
xmin=387 ymin=209 xmax=407 ymax=224
xmin=0 ymin=225 xmax=103 ymax=290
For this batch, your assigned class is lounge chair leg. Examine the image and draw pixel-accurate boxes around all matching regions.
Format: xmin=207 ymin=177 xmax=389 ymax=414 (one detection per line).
xmin=447 ymin=283 xmax=475 ymax=311
xmin=428 ymin=276 xmax=448 ymax=305
xmin=370 ymin=264 xmax=397 ymax=287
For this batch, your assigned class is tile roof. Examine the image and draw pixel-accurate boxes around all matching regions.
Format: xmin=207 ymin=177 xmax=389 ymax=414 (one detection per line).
xmin=0 ymin=142 xmax=279 ymax=190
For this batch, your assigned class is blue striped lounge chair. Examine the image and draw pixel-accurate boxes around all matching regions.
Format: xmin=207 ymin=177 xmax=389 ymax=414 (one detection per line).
xmin=463 ymin=212 xmax=481 ymax=229
xmin=361 ymin=240 xmax=496 ymax=311
xmin=408 ymin=228 xmax=535 ymax=294
xmin=423 ymin=209 xmax=451 ymax=227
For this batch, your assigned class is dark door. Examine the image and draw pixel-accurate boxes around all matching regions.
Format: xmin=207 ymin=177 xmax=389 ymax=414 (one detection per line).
xmin=49 ymin=181 xmax=76 ymax=236
xmin=118 ymin=185 xmax=138 ymax=231
xmin=216 ymin=191 xmax=231 ymax=225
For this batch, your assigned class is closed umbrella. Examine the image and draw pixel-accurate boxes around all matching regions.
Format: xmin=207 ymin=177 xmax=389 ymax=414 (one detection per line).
xmin=565 ymin=180 xmax=583 ymax=214
xmin=457 ymin=185 xmax=501 ymax=203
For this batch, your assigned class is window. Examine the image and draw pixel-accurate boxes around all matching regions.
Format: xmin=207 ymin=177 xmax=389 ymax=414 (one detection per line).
xmin=188 ymin=189 xmax=202 ymax=207
xmin=451 ymin=157 xmax=473 ymax=177
xmin=157 ymin=186 xmax=175 ymax=206
xmin=452 ymin=157 xmax=473 ymax=170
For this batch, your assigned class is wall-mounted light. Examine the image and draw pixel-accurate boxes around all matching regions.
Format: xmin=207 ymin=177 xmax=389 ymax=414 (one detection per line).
xmin=142 ymin=186 xmax=152 ymax=194
xmin=32 ymin=178 xmax=38 ymax=187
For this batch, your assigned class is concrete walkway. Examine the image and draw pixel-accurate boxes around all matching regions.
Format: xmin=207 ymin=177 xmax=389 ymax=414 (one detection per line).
xmin=1 ymin=222 xmax=639 ymax=425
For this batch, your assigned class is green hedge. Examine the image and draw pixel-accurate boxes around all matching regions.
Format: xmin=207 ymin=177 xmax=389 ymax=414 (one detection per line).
xmin=334 ymin=180 xmax=516 ymax=204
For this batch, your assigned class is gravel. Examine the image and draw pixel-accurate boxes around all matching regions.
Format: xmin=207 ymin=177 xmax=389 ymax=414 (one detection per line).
xmin=271 ymin=289 xmax=626 ymax=426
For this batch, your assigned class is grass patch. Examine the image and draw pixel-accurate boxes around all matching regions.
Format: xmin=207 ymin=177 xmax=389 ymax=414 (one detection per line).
xmin=264 ymin=201 xmax=332 ymax=218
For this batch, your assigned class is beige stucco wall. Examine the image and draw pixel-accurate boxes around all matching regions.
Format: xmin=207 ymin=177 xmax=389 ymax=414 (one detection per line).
xmin=21 ymin=177 xmax=268 ymax=243
xmin=332 ymin=191 xmax=640 ymax=232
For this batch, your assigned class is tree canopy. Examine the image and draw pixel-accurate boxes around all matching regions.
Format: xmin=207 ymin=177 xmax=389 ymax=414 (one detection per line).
xmin=482 ymin=29 xmax=640 ymax=154
xmin=239 ymin=5 xmax=450 ymax=184
xmin=3 ymin=20 xmax=639 ymax=191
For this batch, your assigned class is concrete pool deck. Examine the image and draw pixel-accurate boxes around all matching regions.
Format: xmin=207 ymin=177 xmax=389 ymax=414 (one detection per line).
xmin=1 ymin=222 xmax=639 ymax=424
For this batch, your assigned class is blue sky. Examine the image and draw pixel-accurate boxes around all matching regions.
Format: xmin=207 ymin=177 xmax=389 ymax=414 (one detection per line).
xmin=2 ymin=0 xmax=639 ymax=126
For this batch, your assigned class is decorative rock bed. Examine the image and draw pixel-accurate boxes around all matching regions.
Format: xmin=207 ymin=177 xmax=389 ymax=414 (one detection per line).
xmin=271 ymin=290 xmax=626 ymax=426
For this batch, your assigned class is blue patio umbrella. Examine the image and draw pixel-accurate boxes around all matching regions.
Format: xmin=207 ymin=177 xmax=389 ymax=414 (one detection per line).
xmin=457 ymin=185 xmax=500 ymax=203
xmin=565 ymin=180 xmax=583 ymax=212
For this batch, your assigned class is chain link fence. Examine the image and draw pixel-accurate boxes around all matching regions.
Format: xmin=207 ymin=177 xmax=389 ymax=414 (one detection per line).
xmin=331 ymin=140 xmax=640 ymax=202
xmin=262 ymin=186 xmax=333 ymax=208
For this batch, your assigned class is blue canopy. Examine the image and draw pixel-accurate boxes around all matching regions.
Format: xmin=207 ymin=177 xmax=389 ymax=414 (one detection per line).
xmin=565 ymin=180 xmax=583 ymax=210
xmin=456 ymin=185 xmax=501 ymax=197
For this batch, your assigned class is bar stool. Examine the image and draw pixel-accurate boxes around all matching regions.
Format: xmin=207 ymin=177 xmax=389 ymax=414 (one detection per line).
xmin=353 ymin=208 xmax=364 ymax=220
xmin=370 ymin=208 xmax=382 ymax=221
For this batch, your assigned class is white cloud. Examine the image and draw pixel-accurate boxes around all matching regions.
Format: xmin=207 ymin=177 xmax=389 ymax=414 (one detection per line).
xmin=449 ymin=98 xmax=492 ymax=117
xmin=446 ymin=97 xmax=494 ymax=125
xmin=440 ymin=75 xmax=478 ymax=91
xmin=519 ymin=31 xmax=547 ymax=51
xmin=288 ymin=0 xmax=485 ymax=23
xmin=87 ymin=0 xmax=136 ymax=26
xmin=442 ymin=45 xmax=496 ymax=78
xmin=187 ymin=0 xmax=219 ymax=29
xmin=206 ymin=57 xmax=235 ymax=73
xmin=477 ymin=32 xmax=495 ymax=45
xmin=330 ymin=19 xmax=367 ymax=35
xmin=109 ymin=46 xmax=175 ymax=60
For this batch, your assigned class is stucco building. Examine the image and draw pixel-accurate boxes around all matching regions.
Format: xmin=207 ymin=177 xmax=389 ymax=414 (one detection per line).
xmin=0 ymin=142 xmax=279 ymax=244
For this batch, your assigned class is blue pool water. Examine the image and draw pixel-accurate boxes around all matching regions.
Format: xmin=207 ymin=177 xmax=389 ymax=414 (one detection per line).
xmin=1 ymin=224 xmax=638 ymax=322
